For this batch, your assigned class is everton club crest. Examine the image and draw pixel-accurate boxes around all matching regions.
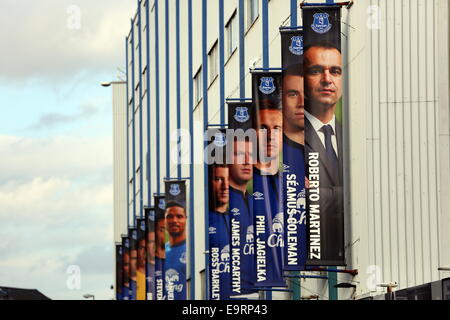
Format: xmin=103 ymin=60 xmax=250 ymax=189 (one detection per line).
xmin=289 ymin=36 xmax=303 ymax=56
xmin=169 ymin=183 xmax=181 ymax=196
xmin=311 ymin=12 xmax=332 ymax=34
xmin=234 ymin=106 xmax=250 ymax=123
xmin=259 ymin=77 xmax=276 ymax=95
xmin=140 ymin=220 xmax=146 ymax=231
xmin=213 ymin=132 xmax=227 ymax=147
xmin=148 ymin=209 xmax=155 ymax=221
xmin=158 ymin=198 xmax=166 ymax=210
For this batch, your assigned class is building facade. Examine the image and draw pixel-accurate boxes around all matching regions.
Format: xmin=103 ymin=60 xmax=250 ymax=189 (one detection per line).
xmin=115 ymin=0 xmax=450 ymax=300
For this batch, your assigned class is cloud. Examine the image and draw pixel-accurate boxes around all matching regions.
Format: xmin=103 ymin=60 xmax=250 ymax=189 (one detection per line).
xmin=0 ymin=134 xmax=112 ymax=183
xmin=0 ymin=0 xmax=135 ymax=82
xmin=0 ymin=133 xmax=114 ymax=299
xmin=26 ymin=104 xmax=100 ymax=130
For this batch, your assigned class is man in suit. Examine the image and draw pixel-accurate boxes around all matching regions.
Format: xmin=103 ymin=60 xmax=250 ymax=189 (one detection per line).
xmin=304 ymin=41 xmax=344 ymax=264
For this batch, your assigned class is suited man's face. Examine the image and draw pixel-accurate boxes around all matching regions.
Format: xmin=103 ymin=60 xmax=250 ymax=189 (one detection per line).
xmin=304 ymin=47 xmax=343 ymax=108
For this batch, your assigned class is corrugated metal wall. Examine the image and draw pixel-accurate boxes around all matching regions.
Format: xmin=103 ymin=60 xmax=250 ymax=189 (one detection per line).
xmin=113 ymin=82 xmax=128 ymax=243
xmin=343 ymin=0 xmax=449 ymax=296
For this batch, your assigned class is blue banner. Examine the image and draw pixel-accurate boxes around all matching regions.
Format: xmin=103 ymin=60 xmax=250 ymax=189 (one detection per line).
xmin=281 ymin=29 xmax=308 ymax=271
xmin=154 ymin=195 xmax=166 ymax=300
xmin=115 ymin=244 xmax=123 ymax=300
xmin=129 ymin=227 xmax=138 ymax=300
xmin=207 ymin=129 xmax=232 ymax=300
xmin=227 ymin=101 xmax=257 ymax=296
xmin=145 ymin=207 xmax=155 ymax=300
xmin=121 ymin=235 xmax=130 ymax=300
xmin=164 ymin=181 xmax=187 ymax=300
xmin=251 ymin=71 xmax=286 ymax=287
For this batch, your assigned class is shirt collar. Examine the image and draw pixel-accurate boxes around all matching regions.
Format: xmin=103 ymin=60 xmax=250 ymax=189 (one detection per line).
xmin=305 ymin=109 xmax=336 ymax=134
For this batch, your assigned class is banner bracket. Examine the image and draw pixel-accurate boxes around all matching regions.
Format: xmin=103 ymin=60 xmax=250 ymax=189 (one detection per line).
xmin=164 ymin=177 xmax=192 ymax=181
xmin=279 ymin=26 xmax=303 ymax=31
xmin=300 ymin=1 xmax=353 ymax=9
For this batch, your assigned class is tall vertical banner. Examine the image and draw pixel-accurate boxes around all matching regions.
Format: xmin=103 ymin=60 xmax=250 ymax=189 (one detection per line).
xmin=302 ymin=6 xmax=345 ymax=266
xmin=136 ymin=217 xmax=147 ymax=300
xmin=122 ymin=235 xmax=130 ymax=300
xmin=115 ymin=244 xmax=123 ymax=300
xmin=251 ymin=71 xmax=286 ymax=287
xmin=145 ymin=207 xmax=156 ymax=300
xmin=164 ymin=181 xmax=187 ymax=300
xmin=281 ymin=29 xmax=308 ymax=270
xmin=207 ymin=128 xmax=231 ymax=300
xmin=227 ymin=101 xmax=257 ymax=296
xmin=154 ymin=195 xmax=166 ymax=300
xmin=129 ymin=227 xmax=138 ymax=300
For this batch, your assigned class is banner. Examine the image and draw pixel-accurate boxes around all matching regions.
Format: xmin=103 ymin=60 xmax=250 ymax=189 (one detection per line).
xmin=281 ymin=29 xmax=308 ymax=271
xmin=154 ymin=195 xmax=166 ymax=300
xmin=145 ymin=207 xmax=156 ymax=300
xmin=207 ymin=129 xmax=231 ymax=300
xmin=136 ymin=217 xmax=147 ymax=300
xmin=164 ymin=181 xmax=187 ymax=300
xmin=227 ymin=101 xmax=257 ymax=296
xmin=302 ymin=6 xmax=345 ymax=266
xmin=251 ymin=71 xmax=286 ymax=287
xmin=115 ymin=243 xmax=123 ymax=300
xmin=129 ymin=227 xmax=138 ymax=300
xmin=122 ymin=235 xmax=130 ymax=300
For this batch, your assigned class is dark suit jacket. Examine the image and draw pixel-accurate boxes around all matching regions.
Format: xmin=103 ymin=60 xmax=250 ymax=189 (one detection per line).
xmin=305 ymin=117 xmax=345 ymax=265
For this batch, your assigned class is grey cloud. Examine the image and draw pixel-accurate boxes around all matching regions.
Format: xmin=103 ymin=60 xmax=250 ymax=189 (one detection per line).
xmin=0 ymin=0 xmax=134 ymax=82
xmin=26 ymin=104 xmax=100 ymax=130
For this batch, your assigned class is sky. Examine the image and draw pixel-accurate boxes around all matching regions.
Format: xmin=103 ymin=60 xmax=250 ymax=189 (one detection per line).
xmin=0 ymin=0 xmax=135 ymax=300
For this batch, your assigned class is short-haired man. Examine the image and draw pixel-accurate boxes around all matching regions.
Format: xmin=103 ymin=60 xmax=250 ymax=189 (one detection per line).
xmin=282 ymin=62 xmax=307 ymax=267
xmin=304 ymin=42 xmax=344 ymax=262
xmin=208 ymin=164 xmax=231 ymax=299
xmin=164 ymin=202 xmax=187 ymax=300
xmin=153 ymin=211 xmax=166 ymax=300
xmin=228 ymin=138 xmax=256 ymax=295
xmin=253 ymin=97 xmax=285 ymax=287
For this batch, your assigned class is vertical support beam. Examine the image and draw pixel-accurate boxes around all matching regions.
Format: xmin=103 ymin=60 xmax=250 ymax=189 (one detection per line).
xmin=146 ymin=0 xmax=152 ymax=205
xmin=328 ymin=271 xmax=338 ymax=300
xmin=165 ymin=0 xmax=171 ymax=179
xmin=262 ymin=0 xmax=269 ymax=69
xmin=219 ymin=0 xmax=225 ymax=125
xmin=325 ymin=0 xmax=339 ymax=301
xmin=188 ymin=0 xmax=196 ymax=300
xmin=239 ymin=0 xmax=245 ymax=98
xmin=131 ymin=19 xmax=137 ymax=227
xmin=290 ymin=0 xmax=301 ymax=301
xmin=290 ymin=0 xmax=297 ymax=27
xmin=138 ymin=1 xmax=144 ymax=218
xmin=176 ymin=0 xmax=182 ymax=178
xmin=155 ymin=0 xmax=161 ymax=193
xmin=202 ymin=0 xmax=210 ymax=301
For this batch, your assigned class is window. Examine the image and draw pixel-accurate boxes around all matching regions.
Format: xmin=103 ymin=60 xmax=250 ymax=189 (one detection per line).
xmin=225 ymin=12 xmax=238 ymax=59
xmin=247 ymin=0 xmax=259 ymax=28
xmin=194 ymin=67 xmax=203 ymax=104
xmin=208 ymin=42 xmax=218 ymax=84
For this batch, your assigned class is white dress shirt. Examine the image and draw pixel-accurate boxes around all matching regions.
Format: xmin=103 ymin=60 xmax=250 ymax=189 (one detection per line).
xmin=304 ymin=109 xmax=339 ymax=158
